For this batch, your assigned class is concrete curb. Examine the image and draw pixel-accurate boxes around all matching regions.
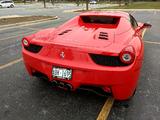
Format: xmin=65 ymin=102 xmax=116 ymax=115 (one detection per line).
xmin=0 ymin=16 xmax=58 ymax=29
xmin=63 ymin=9 xmax=82 ymax=13
xmin=65 ymin=9 xmax=160 ymax=13
xmin=98 ymin=9 xmax=160 ymax=11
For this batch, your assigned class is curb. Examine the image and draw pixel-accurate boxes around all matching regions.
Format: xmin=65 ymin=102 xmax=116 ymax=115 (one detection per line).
xmin=66 ymin=9 xmax=160 ymax=13
xmin=63 ymin=9 xmax=82 ymax=13
xmin=0 ymin=16 xmax=58 ymax=29
xmin=98 ymin=9 xmax=160 ymax=11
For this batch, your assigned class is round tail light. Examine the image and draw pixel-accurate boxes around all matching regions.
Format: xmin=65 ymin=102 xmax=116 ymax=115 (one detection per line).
xmin=120 ymin=46 xmax=135 ymax=64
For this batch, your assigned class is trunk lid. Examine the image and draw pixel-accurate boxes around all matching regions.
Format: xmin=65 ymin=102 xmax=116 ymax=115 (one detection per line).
xmin=51 ymin=26 xmax=115 ymax=50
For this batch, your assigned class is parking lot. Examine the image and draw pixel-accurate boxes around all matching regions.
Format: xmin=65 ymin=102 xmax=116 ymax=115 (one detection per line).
xmin=0 ymin=3 xmax=160 ymax=120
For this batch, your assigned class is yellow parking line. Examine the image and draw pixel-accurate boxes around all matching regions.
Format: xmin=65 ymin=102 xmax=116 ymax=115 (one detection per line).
xmin=96 ymin=97 xmax=114 ymax=120
xmin=0 ymin=31 xmax=35 ymax=41
xmin=63 ymin=9 xmax=81 ymax=13
xmin=25 ymin=27 xmax=40 ymax=31
xmin=142 ymin=28 xmax=160 ymax=45
xmin=144 ymin=40 xmax=160 ymax=45
xmin=142 ymin=28 xmax=147 ymax=38
xmin=0 ymin=58 xmax=22 ymax=70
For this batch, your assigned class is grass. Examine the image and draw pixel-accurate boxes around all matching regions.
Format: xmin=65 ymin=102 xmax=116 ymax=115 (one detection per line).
xmin=98 ymin=2 xmax=160 ymax=9
xmin=0 ymin=16 xmax=56 ymax=25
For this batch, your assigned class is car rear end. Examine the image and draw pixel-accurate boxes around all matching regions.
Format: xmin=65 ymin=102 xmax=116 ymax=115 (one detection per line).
xmin=22 ymin=12 xmax=143 ymax=100
xmin=22 ymin=41 xmax=143 ymax=100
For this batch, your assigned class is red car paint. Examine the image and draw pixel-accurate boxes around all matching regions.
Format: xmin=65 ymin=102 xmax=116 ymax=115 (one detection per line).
xmin=22 ymin=11 xmax=151 ymax=100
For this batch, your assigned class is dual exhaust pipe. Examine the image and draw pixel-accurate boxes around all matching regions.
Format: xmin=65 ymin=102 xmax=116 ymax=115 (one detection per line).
xmin=51 ymin=80 xmax=73 ymax=91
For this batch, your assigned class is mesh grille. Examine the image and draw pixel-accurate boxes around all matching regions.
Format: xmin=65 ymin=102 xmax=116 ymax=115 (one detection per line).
xmin=98 ymin=32 xmax=108 ymax=40
xmin=24 ymin=44 xmax=42 ymax=53
xmin=89 ymin=54 xmax=127 ymax=66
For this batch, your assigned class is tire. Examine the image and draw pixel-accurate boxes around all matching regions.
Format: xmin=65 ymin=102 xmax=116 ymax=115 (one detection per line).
xmin=10 ymin=4 xmax=14 ymax=8
xmin=114 ymin=88 xmax=137 ymax=108
xmin=0 ymin=5 xmax=2 ymax=8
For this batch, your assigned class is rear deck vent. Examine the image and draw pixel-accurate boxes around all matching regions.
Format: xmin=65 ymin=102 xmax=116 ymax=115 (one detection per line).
xmin=58 ymin=29 xmax=72 ymax=35
xmin=98 ymin=32 xmax=108 ymax=40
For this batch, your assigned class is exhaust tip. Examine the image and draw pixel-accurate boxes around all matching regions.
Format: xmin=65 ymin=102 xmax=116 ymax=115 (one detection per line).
xmin=51 ymin=80 xmax=58 ymax=87
xmin=59 ymin=82 xmax=65 ymax=88
xmin=65 ymin=84 xmax=73 ymax=91
xmin=51 ymin=80 xmax=73 ymax=91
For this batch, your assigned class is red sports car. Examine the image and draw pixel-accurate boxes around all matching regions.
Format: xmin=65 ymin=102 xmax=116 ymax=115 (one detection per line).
xmin=22 ymin=11 xmax=151 ymax=100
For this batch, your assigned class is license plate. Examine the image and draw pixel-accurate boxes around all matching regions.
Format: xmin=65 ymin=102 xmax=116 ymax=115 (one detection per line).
xmin=52 ymin=67 xmax=72 ymax=80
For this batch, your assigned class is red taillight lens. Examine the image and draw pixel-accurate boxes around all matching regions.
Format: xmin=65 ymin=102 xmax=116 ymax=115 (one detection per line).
xmin=22 ymin=38 xmax=29 ymax=47
xmin=120 ymin=46 xmax=135 ymax=64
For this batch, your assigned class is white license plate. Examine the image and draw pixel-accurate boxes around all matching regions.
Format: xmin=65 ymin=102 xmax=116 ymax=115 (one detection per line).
xmin=52 ymin=67 xmax=72 ymax=80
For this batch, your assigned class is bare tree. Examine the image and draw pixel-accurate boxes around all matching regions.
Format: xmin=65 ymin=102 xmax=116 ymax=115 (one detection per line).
xmin=51 ymin=0 xmax=55 ymax=5
xmin=86 ymin=0 xmax=89 ymax=10
xmin=76 ymin=0 xmax=80 ymax=6
xmin=43 ymin=0 xmax=46 ymax=8
xmin=82 ymin=0 xmax=84 ymax=6
xmin=129 ymin=0 xmax=133 ymax=4
xmin=24 ymin=0 xmax=26 ymax=4
xmin=118 ymin=0 xmax=122 ymax=6
xmin=124 ymin=0 xmax=129 ymax=5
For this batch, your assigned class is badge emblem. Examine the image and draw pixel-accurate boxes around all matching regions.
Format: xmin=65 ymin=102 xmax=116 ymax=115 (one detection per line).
xmin=60 ymin=51 xmax=65 ymax=59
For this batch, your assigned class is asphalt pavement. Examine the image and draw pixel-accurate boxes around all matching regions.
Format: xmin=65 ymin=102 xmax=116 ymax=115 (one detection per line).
xmin=0 ymin=5 xmax=160 ymax=120
xmin=0 ymin=2 xmax=115 ymax=17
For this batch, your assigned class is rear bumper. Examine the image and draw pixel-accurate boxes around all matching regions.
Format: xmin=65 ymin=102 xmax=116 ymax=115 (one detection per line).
xmin=22 ymin=49 xmax=142 ymax=100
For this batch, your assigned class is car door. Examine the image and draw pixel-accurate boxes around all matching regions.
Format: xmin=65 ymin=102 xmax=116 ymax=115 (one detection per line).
xmin=3 ymin=1 xmax=8 ymax=7
xmin=6 ymin=1 xmax=10 ymax=7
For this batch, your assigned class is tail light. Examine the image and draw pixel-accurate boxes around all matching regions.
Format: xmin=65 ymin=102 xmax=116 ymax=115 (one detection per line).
xmin=22 ymin=38 xmax=42 ymax=53
xmin=120 ymin=46 xmax=135 ymax=65
xmin=22 ymin=38 xmax=29 ymax=47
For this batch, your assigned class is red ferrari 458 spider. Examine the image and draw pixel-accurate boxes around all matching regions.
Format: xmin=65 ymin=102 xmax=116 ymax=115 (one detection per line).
xmin=22 ymin=11 xmax=151 ymax=100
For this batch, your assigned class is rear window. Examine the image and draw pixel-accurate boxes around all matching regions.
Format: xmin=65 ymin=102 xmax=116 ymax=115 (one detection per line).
xmin=81 ymin=16 xmax=120 ymax=25
xmin=2 ymin=1 xmax=13 ymax=3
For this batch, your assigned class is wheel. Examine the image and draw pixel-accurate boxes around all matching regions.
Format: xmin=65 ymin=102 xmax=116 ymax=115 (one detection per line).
xmin=0 ymin=5 xmax=2 ymax=8
xmin=10 ymin=4 xmax=14 ymax=8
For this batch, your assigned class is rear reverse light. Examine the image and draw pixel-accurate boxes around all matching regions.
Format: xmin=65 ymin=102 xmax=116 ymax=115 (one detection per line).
xmin=120 ymin=46 xmax=135 ymax=65
xmin=22 ymin=38 xmax=29 ymax=47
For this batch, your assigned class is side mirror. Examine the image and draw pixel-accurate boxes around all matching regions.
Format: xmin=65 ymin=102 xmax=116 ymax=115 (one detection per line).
xmin=136 ymin=23 xmax=151 ymax=32
xmin=134 ymin=23 xmax=151 ymax=36
xmin=143 ymin=23 xmax=152 ymax=28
